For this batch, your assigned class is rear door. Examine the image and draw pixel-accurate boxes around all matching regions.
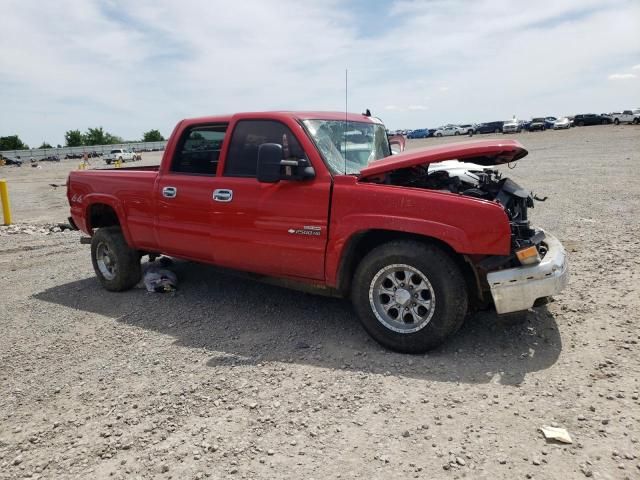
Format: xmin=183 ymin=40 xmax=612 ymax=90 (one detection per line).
xmin=154 ymin=124 xmax=227 ymax=260
xmin=209 ymin=119 xmax=331 ymax=280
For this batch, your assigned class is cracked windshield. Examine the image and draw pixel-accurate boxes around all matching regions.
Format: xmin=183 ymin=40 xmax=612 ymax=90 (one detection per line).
xmin=303 ymin=120 xmax=391 ymax=174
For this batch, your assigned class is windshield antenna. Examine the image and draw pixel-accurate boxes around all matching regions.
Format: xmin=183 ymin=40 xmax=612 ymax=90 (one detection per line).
xmin=344 ymin=68 xmax=348 ymax=175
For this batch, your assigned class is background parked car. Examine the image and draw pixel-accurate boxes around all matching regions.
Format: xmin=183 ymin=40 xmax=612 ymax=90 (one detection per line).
xmin=457 ymin=124 xmax=475 ymax=135
xmin=553 ymin=117 xmax=571 ymax=129
xmin=407 ymin=128 xmax=431 ymax=139
xmin=104 ymin=148 xmax=136 ymax=165
xmin=433 ymin=125 xmax=464 ymax=137
xmin=574 ymin=113 xmax=612 ymax=126
xmin=528 ymin=118 xmax=547 ymax=131
xmin=611 ymin=110 xmax=637 ymax=125
xmin=544 ymin=117 xmax=557 ymax=129
xmin=1 ymin=155 xmax=23 ymax=166
xmin=474 ymin=121 xmax=504 ymax=134
xmin=502 ymin=119 xmax=521 ymax=133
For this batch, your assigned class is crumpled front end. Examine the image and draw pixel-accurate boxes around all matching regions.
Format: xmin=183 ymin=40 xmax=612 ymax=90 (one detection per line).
xmin=486 ymin=231 xmax=569 ymax=314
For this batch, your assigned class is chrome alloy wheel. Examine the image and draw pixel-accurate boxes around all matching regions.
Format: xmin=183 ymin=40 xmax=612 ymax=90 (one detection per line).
xmin=369 ymin=263 xmax=436 ymax=333
xmin=96 ymin=242 xmax=117 ymax=280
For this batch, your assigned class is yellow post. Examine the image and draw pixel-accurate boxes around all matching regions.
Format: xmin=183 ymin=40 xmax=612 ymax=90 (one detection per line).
xmin=0 ymin=179 xmax=11 ymax=225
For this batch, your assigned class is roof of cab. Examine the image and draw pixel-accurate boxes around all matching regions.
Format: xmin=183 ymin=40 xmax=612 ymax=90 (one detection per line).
xmin=181 ymin=111 xmax=380 ymax=125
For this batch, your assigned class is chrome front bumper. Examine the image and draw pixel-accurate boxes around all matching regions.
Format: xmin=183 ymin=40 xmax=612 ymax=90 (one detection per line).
xmin=487 ymin=232 xmax=569 ymax=314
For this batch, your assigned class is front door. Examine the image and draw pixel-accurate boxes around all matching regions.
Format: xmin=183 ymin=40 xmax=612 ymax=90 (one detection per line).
xmin=209 ymin=119 xmax=331 ymax=280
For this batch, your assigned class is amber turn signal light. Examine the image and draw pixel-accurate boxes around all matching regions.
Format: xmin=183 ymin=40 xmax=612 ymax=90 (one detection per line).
xmin=516 ymin=246 xmax=541 ymax=265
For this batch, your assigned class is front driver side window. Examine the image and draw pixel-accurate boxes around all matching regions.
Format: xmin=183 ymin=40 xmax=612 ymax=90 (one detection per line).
xmin=224 ymin=120 xmax=304 ymax=177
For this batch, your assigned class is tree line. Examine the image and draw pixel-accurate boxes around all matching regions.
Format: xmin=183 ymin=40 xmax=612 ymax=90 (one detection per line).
xmin=0 ymin=128 xmax=165 ymax=151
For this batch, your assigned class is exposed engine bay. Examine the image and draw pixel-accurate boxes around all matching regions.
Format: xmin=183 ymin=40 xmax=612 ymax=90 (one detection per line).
xmin=383 ymin=161 xmax=546 ymax=251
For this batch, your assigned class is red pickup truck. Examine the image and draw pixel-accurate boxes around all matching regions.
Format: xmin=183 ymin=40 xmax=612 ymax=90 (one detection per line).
xmin=67 ymin=111 xmax=568 ymax=353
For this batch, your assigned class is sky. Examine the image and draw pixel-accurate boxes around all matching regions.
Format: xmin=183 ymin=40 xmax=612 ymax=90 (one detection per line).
xmin=1 ymin=0 xmax=639 ymax=146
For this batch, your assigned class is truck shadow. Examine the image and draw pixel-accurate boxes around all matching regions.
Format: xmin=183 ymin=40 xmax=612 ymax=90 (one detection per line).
xmin=33 ymin=260 xmax=562 ymax=386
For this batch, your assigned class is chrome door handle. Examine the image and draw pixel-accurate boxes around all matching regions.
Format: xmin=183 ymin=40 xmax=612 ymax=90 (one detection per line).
xmin=162 ymin=186 xmax=177 ymax=198
xmin=213 ymin=189 xmax=233 ymax=202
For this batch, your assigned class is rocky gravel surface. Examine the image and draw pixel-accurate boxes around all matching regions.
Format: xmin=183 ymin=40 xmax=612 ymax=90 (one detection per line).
xmin=0 ymin=126 xmax=639 ymax=479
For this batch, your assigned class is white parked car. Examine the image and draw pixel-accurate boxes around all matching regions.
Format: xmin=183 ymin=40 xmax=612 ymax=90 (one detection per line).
xmin=502 ymin=119 xmax=521 ymax=133
xmin=457 ymin=124 xmax=475 ymax=135
xmin=104 ymin=149 xmax=137 ymax=165
xmin=433 ymin=125 xmax=464 ymax=137
xmin=553 ymin=117 xmax=571 ymax=130
xmin=611 ymin=110 xmax=638 ymax=125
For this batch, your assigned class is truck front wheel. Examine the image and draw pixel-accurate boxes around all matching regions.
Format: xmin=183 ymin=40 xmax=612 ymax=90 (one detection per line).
xmin=91 ymin=227 xmax=141 ymax=291
xmin=352 ymin=241 xmax=468 ymax=353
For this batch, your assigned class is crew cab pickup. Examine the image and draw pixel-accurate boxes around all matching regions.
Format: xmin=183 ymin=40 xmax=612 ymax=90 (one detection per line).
xmin=104 ymin=148 xmax=137 ymax=165
xmin=611 ymin=110 xmax=639 ymax=125
xmin=67 ymin=111 xmax=568 ymax=353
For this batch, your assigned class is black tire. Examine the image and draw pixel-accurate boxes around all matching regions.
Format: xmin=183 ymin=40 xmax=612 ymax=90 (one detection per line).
xmin=91 ymin=227 xmax=141 ymax=291
xmin=577 ymin=121 xmax=584 ymax=127
xmin=454 ymin=131 xmax=460 ymax=136
xmin=614 ymin=118 xmax=620 ymax=125
xmin=494 ymin=128 xmax=500 ymax=134
xmin=105 ymin=159 xmax=111 ymax=165
xmin=351 ymin=241 xmax=468 ymax=353
xmin=436 ymin=133 xmax=442 ymax=137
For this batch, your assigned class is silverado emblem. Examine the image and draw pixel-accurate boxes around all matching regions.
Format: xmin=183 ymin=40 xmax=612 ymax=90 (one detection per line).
xmin=288 ymin=226 xmax=321 ymax=236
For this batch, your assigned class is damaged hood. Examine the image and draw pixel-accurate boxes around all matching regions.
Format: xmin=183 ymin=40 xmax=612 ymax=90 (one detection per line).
xmin=360 ymin=139 xmax=527 ymax=179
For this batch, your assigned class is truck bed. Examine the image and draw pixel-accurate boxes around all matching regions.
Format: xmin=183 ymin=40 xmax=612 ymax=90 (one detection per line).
xmin=68 ymin=168 xmax=159 ymax=248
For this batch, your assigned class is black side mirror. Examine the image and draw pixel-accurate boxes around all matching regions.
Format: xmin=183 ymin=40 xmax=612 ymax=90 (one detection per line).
xmin=257 ymin=143 xmax=283 ymax=183
xmin=257 ymin=143 xmax=316 ymax=183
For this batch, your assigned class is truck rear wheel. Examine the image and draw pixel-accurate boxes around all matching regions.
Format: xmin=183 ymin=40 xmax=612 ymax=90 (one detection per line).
xmin=91 ymin=227 xmax=141 ymax=291
xmin=351 ymin=241 xmax=468 ymax=353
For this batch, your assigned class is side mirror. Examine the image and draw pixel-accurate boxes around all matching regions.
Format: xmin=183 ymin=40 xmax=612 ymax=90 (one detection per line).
xmin=257 ymin=143 xmax=283 ymax=183
xmin=257 ymin=143 xmax=316 ymax=183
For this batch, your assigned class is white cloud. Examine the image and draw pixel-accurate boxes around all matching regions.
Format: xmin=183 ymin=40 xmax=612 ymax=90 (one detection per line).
xmin=632 ymin=64 xmax=640 ymax=70
xmin=608 ymin=73 xmax=637 ymax=80
xmin=407 ymin=105 xmax=427 ymax=110
xmin=1 ymin=0 xmax=640 ymax=142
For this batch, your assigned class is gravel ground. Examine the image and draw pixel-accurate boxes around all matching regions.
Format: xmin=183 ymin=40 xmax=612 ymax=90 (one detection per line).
xmin=1 ymin=125 xmax=639 ymax=479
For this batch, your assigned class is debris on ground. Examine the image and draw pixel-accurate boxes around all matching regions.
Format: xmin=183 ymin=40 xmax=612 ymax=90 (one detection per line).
xmin=0 ymin=223 xmax=77 ymax=236
xmin=540 ymin=425 xmax=573 ymax=444
xmin=143 ymin=266 xmax=178 ymax=293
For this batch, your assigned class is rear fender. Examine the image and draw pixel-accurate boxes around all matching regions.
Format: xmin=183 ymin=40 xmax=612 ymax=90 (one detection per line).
xmin=83 ymin=194 xmax=133 ymax=246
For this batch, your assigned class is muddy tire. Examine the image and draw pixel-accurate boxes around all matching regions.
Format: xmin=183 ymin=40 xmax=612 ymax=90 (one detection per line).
xmin=91 ymin=227 xmax=141 ymax=291
xmin=351 ymin=241 xmax=468 ymax=353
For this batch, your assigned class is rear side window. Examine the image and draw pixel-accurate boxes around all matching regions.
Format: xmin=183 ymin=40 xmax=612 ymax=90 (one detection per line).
xmin=171 ymin=124 xmax=227 ymax=175
xmin=224 ymin=120 xmax=305 ymax=177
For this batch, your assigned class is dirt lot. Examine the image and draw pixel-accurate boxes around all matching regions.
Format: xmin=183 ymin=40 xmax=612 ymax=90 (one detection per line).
xmin=1 ymin=125 xmax=639 ymax=479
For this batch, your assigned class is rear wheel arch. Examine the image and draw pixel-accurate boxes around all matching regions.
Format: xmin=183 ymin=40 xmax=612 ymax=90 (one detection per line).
xmin=85 ymin=202 xmax=134 ymax=246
